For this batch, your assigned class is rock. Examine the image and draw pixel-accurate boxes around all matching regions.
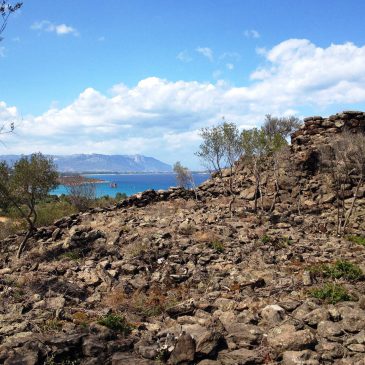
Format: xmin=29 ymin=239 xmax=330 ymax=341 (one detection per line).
xmin=282 ymin=350 xmax=319 ymax=365
xmin=166 ymin=299 xmax=195 ymax=318
xmin=302 ymin=271 xmax=312 ymax=286
xmin=316 ymin=321 xmax=343 ymax=338
xmin=4 ymin=351 xmax=39 ymax=365
xmin=267 ymin=324 xmax=317 ymax=353
xmin=170 ymin=333 xmax=196 ymax=365
xmin=240 ymin=186 xmax=256 ymax=200
xmin=261 ymin=304 xmax=285 ymax=324
xmin=111 ymin=352 xmax=154 ymax=365
xmin=82 ymin=336 xmax=106 ymax=357
xmin=218 ymin=348 xmax=263 ymax=364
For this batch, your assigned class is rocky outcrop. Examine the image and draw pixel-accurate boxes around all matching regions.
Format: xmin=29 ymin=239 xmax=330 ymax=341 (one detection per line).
xmin=1 ymin=112 xmax=365 ymax=364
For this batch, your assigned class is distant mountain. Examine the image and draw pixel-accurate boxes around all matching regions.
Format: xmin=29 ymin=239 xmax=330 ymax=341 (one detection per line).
xmin=0 ymin=154 xmax=172 ymax=173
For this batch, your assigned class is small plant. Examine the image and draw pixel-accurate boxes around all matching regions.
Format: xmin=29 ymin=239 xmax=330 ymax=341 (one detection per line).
xmin=261 ymin=234 xmax=271 ymax=244
xmin=98 ymin=314 xmax=131 ymax=335
xmin=324 ymin=260 xmax=363 ymax=281
xmin=44 ymin=355 xmax=80 ymax=365
xmin=60 ymin=249 xmax=82 ymax=261
xmin=41 ymin=319 xmax=64 ymax=332
xmin=347 ymin=235 xmax=365 ymax=246
xmin=311 ymin=283 xmax=351 ymax=304
xmin=310 ymin=260 xmax=363 ymax=281
xmin=280 ymin=236 xmax=293 ymax=246
xmin=208 ymin=240 xmax=224 ymax=253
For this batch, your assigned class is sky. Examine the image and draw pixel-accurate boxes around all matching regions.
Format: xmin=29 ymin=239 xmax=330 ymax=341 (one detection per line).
xmin=1 ymin=0 xmax=365 ymax=169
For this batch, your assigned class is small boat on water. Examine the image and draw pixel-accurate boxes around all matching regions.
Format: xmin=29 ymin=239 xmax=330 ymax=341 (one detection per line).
xmin=109 ymin=182 xmax=117 ymax=188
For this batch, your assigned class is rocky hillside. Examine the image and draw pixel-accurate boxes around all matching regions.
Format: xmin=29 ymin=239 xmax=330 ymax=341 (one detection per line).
xmin=1 ymin=111 xmax=365 ymax=365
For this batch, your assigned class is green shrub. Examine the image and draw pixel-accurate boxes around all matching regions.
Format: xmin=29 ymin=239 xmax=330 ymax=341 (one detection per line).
xmin=310 ymin=260 xmax=363 ymax=281
xmin=347 ymin=235 xmax=365 ymax=246
xmin=261 ymin=234 xmax=271 ymax=244
xmin=60 ymin=249 xmax=82 ymax=261
xmin=208 ymin=240 xmax=224 ymax=253
xmin=324 ymin=260 xmax=362 ymax=280
xmin=98 ymin=314 xmax=131 ymax=335
xmin=311 ymin=283 xmax=351 ymax=304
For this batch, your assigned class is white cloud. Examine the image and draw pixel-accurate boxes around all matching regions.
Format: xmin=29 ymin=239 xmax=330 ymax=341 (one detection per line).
xmin=177 ymin=50 xmax=192 ymax=63
xmin=226 ymin=63 xmax=234 ymax=70
xmin=2 ymin=39 xmax=365 ymax=168
xmin=31 ymin=20 xmax=79 ymax=36
xmin=244 ymin=29 xmax=260 ymax=39
xmin=196 ymin=47 xmax=213 ymax=61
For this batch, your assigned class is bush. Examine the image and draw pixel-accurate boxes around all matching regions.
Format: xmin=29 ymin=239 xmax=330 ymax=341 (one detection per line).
xmin=98 ymin=314 xmax=131 ymax=335
xmin=208 ymin=240 xmax=224 ymax=253
xmin=310 ymin=260 xmax=363 ymax=281
xmin=311 ymin=283 xmax=351 ymax=304
xmin=324 ymin=261 xmax=362 ymax=280
xmin=347 ymin=235 xmax=365 ymax=246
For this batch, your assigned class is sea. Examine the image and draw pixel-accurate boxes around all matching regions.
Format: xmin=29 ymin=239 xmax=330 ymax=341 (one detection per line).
xmin=52 ymin=173 xmax=211 ymax=198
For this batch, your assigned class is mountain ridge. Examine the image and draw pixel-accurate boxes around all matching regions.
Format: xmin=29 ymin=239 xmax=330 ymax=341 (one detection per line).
xmin=0 ymin=153 xmax=172 ymax=173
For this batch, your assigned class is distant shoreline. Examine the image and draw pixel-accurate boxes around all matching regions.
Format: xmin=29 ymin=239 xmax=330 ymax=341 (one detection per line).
xmin=60 ymin=171 xmax=209 ymax=176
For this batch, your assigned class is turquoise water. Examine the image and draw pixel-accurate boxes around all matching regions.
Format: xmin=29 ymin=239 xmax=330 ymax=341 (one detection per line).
xmin=52 ymin=173 xmax=211 ymax=198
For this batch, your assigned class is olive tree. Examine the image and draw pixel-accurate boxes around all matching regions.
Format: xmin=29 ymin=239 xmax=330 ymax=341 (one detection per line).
xmin=0 ymin=1 xmax=22 ymax=40
xmin=0 ymin=2 xmax=22 ymax=136
xmin=196 ymin=124 xmax=227 ymax=178
xmin=173 ymin=161 xmax=193 ymax=188
xmin=196 ymin=121 xmax=242 ymax=213
xmin=66 ymin=182 xmax=96 ymax=212
xmin=0 ymin=153 xmax=59 ymax=257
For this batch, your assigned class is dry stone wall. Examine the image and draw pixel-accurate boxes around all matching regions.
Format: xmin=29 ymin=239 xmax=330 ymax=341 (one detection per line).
xmin=291 ymin=111 xmax=365 ymax=173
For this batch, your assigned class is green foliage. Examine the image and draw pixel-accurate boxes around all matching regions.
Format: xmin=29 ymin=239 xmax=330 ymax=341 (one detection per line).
xmin=311 ymin=260 xmax=363 ymax=281
xmin=196 ymin=121 xmax=242 ymax=175
xmin=311 ymin=283 xmax=351 ymax=304
xmin=208 ymin=240 xmax=224 ymax=252
xmin=324 ymin=261 xmax=362 ymax=280
xmin=173 ymin=161 xmax=193 ymax=188
xmin=0 ymin=153 xmax=59 ymax=229
xmin=60 ymin=249 xmax=82 ymax=261
xmin=347 ymin=235 xmax=365 ymax=246
xmin=98 ymin=314 xmax=132 ymax=335
xmin=261 ymin=234 xmax=271 ymax=244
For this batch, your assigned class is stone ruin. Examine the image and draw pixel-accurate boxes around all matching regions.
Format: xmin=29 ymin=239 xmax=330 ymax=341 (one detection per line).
xmin=290 ymin=111 xmax=365 ymax=174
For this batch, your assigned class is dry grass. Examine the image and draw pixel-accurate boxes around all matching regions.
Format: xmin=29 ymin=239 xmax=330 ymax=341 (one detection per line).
xmin=193 ymin=230 xmax=219 ymax=243
xmin=104 ymin=285 xmax=190 ymax=317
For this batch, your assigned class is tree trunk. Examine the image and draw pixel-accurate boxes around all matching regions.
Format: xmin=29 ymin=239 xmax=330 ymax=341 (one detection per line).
xmin=343 ymin=176 xmax=363 ymax=233
xmin=17 ymin=227 xmax=34 ymax=258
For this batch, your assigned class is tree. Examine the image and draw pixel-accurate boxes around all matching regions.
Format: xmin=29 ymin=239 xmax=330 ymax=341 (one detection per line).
xmin=0 ymin=1 xmax=22 ymax=40
xmin=0 ymin=153 xmax=59 ymax=257
xmin=173 ymin=161 xmax=193 ymax=188
xmin=196 ymin=125 xmax=225 ymax=178
xmin=66 ymin=182 xmax=96 ymax=212
xmin=0 ymin=1 xmax=22 ymax=136
xmin=320 ymin=131 xmax=365 ymax=235
xmin=262 ymin=114 xmax=302 ymax=141
xmin=196 ymin=121 xmax=243 ymax=213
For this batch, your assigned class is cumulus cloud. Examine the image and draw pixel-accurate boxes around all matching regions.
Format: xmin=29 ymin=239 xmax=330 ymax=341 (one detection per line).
xmin=196 ymin=47 xmax=213 ymax=61
xmin=31 ymin=20 xmax=79 ymax=36
xmin=244 ymin=29 xmax=260 ymax=39
xmin=2 ymin=39 xmax=365 ymax=167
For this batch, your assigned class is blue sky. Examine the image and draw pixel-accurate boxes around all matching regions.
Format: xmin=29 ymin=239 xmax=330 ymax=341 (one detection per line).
xmin=1 ymin=0 xmax=365 ymax=169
